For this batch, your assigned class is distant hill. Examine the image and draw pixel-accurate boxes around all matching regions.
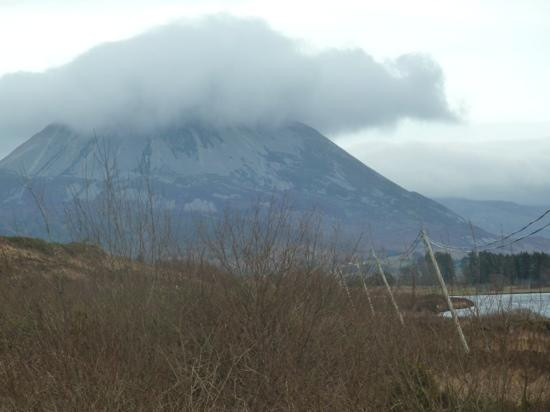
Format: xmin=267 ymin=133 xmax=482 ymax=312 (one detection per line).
xmin=436 ymin=197 xmax=550 ymax=241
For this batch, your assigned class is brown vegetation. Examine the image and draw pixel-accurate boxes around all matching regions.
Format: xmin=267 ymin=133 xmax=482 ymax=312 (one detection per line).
xmin=0 ymin=235 xmax=549 ymax=411
xmin=0 ymin=236 xmax=138 ymax=279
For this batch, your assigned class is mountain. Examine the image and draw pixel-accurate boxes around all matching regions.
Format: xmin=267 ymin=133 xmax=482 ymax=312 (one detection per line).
xmin=0 ymin=121 xmax=489 ymax=249
xmin=436 ymin=197 xmax=550 ymax=240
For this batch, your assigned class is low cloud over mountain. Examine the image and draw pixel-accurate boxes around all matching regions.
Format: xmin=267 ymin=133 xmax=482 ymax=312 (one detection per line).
xmin=0 ymin=15 xmax=455 ymax=150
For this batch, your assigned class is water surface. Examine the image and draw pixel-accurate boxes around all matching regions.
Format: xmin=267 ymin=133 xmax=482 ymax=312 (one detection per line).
xmin=447 ymin=292 xmax=550 ymax=317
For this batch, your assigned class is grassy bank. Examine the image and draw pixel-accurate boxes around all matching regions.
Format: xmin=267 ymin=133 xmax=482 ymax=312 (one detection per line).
xmin=448 ymin=285 xmax=550 ymax=296
xmin=398 ymin=284 xmax=550 ymax=297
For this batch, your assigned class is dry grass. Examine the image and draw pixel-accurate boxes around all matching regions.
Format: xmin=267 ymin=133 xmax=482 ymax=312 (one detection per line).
xmin=0 ymin=236 xmax=549 ymax=410
xmin=0 ymin=236 xmax=145 ymax=279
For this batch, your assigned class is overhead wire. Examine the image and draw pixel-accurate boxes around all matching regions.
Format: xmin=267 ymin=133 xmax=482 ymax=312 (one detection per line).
xmin=426 ymin=206 xmax=550 ymax=253
xmin=428 ymin=219 xmax=550 ymax=253
xmin=488 ymin=219 xmax=550 ymax=250
xmin=479 ymin=207 xmax=550 ymax=248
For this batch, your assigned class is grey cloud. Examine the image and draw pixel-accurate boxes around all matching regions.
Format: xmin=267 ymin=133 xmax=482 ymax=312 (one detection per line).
xmin=347 ymin=137 xmax=550 ymax=205
xmin=0 ymin=15 xmax=455 ymax=151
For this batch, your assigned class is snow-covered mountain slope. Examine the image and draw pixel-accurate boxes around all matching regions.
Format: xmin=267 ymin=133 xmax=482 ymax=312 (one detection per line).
xmin=0 ymin=122 xmax=490 ymax=248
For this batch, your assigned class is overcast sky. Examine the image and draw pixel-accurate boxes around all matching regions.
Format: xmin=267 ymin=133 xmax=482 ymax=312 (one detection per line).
xmin=1 ymin=0 xmax=549 ymax=204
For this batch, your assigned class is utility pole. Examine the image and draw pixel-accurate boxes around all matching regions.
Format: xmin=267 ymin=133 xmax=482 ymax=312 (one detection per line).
xmin=335 ymin=267 xmax=354 ymax=308
xmin=358 ymin=262 xmax=375 ymax=316
xmin=413 ymin=266 xmax=420 ymax=305
xmin=421 ymin=230 xmax=470 ymax=354
xmin=468 ymin=220 xmax=481 ymax=292
xmin=372 ymin=249 xmax=404 ymax=325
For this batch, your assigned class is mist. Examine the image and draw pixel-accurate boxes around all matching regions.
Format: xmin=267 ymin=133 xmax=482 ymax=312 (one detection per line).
xmin=341 ymin=135 xmax=550 ymax=205
xmin=0 ymin=15 xmax=455 ymax=153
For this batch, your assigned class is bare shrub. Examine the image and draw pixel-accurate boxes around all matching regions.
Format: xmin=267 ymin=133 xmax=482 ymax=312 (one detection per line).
xmin=2 ymin=159 xmax=550 ymax=409
xmin=64 ymin=137 xmax=177 ymax=262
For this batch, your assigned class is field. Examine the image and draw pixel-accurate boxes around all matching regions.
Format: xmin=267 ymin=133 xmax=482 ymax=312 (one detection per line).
xmin=0 ymin=236 xmax=549 ymax=411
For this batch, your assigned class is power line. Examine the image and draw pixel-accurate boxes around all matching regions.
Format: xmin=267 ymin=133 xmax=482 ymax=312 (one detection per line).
xmin=392 ymin=232 xmax=423 ymax=260
xmin=488 ymin=219 xmax=550 ymax=250
xmin=429 ymin=238 xmax=471 ymax=252
xmin=426 ymin=206 xmax=550 ymax=253
xmin=428 ymin=219 xmax=550 ymax=253
xmin=476 ymin=207 xmax=550 ymax=248
xmin=403 ymin=233 xmax=422 ymax=257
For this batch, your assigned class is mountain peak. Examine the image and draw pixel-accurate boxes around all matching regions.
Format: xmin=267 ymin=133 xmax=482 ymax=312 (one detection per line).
xmin=0 ymin=121 xmax=484 ymax=247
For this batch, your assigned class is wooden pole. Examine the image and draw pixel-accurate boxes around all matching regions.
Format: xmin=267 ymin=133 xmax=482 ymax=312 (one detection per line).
xmin=359 ymin=263 xmax=376 ymax=316
xmin=420 ymin=230 xmax=470 ymax=354
xmin=372 ymin=249 xmax=404 ymax=325
xmin=413 ymin=267 xmax=419 ymax=305
xmin=335 ymin=267 xmax=354 ymax=307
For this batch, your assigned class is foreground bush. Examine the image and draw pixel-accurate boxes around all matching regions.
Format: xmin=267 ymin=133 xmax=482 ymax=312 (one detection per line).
xmin=0 ymin=260 xmax=549 ymax=411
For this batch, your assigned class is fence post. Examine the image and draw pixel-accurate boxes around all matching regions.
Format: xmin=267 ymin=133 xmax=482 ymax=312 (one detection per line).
xmin=420 ymin=230 xmax=470 ymax=354
xmin=372 ymin=249 xmax=404 ymax=325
